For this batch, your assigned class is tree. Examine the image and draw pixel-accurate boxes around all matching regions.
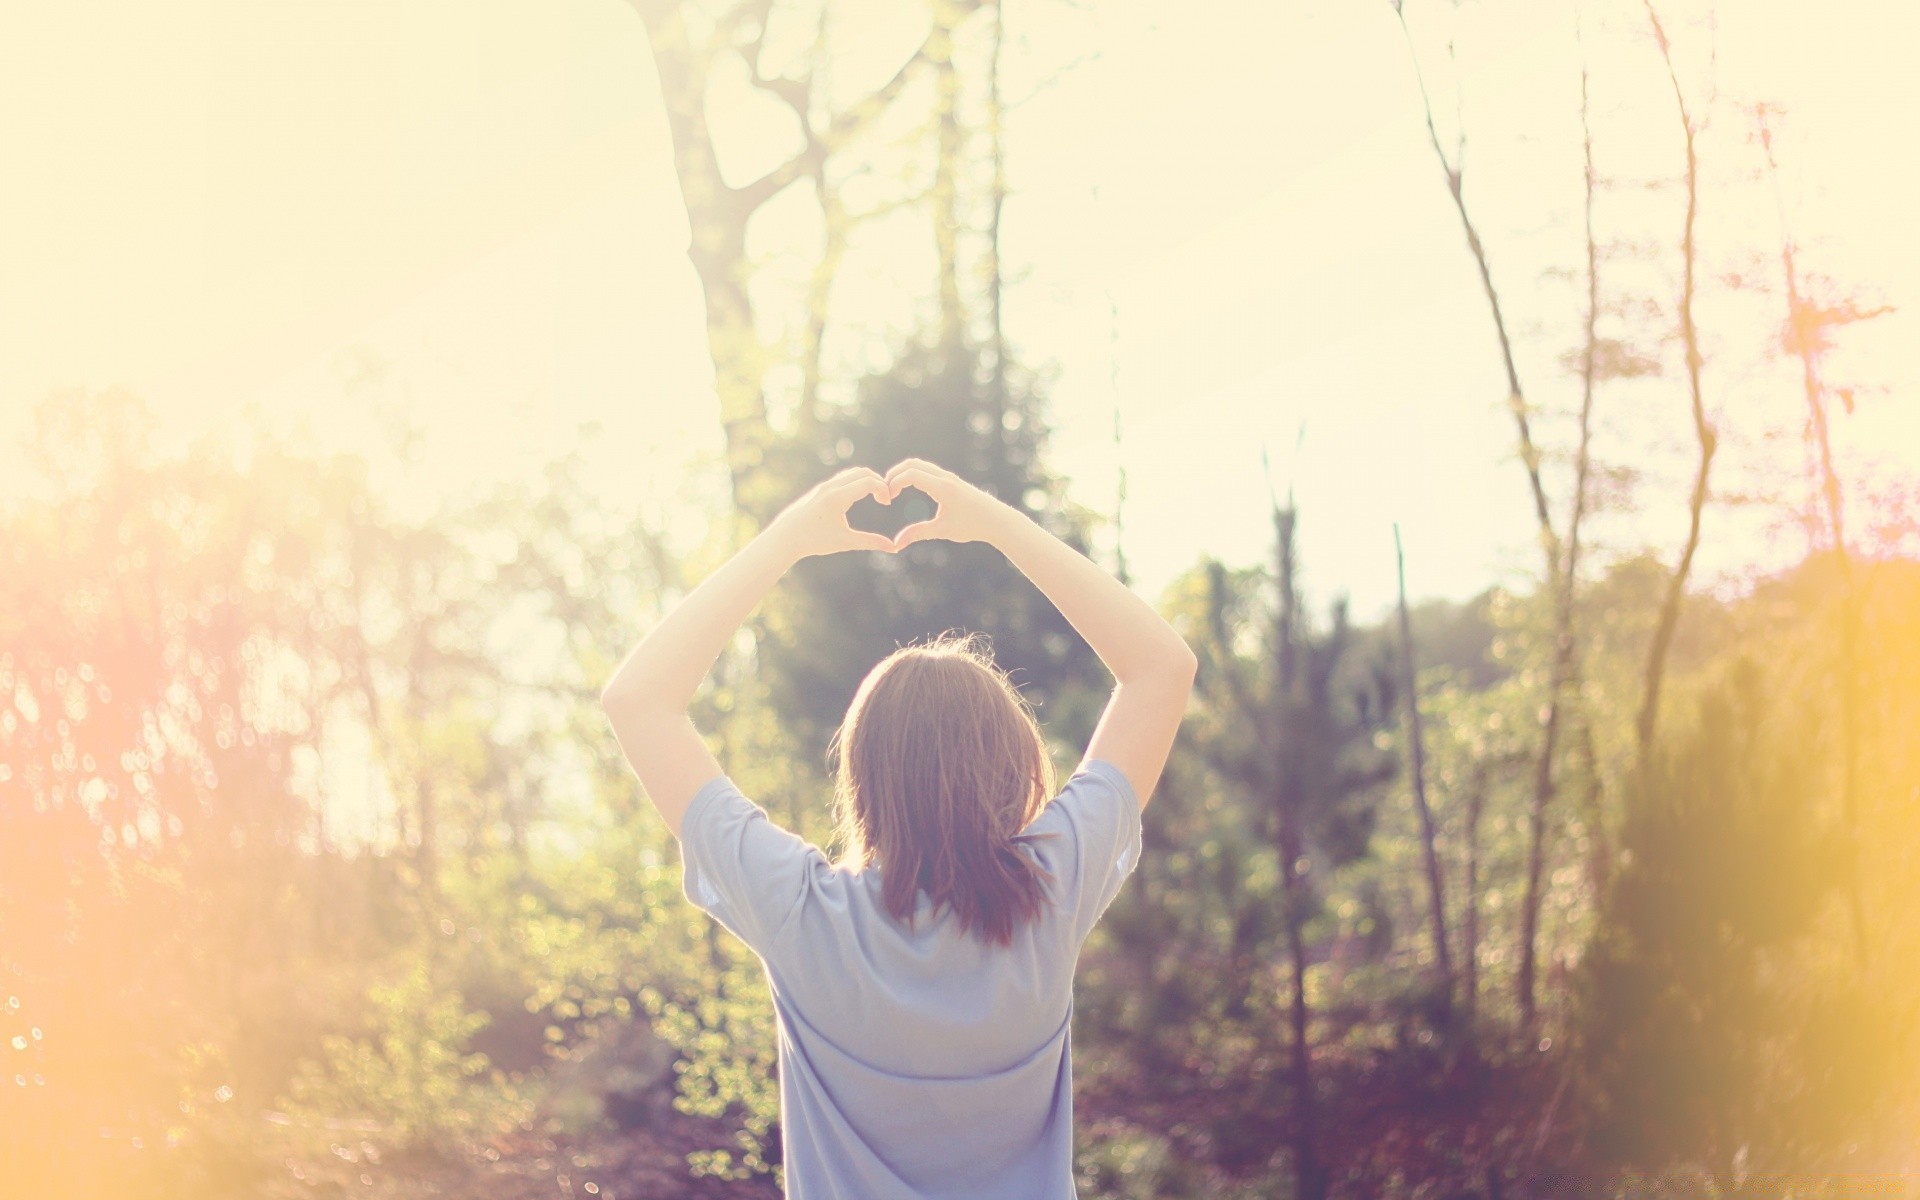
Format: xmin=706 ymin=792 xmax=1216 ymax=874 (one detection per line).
xmin=1632 ymin=0 xmax=1719 ymax=763
xmin=0 ymin=389 xmax=513 ymax=1191
xmin=749 ymin=337 xmax=1109 ymax=805
xmin=1190 ymin=478 xmax=1393 ymax=1200
xmin=1751 ymin=101 xmax=1891 ymax=969
xmin=630 ymin=0 xmax=987 ymax=526
xmin=1575 ymin=654 xmax=1878 ymax=1187
xmin=1393 ymin=523 xmax=1453 ymax=1014
xmin=1392 ymin=0 xmax=1582 ymax=1032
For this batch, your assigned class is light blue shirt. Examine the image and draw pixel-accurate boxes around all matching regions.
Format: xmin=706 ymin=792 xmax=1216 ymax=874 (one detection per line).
xmin=677 ymin=757 xmax=1143 ymax=1199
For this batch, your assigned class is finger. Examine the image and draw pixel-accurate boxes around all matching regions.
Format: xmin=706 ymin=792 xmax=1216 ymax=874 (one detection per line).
xmin=829 ymin=468 xmax=879 ymax=492
xmin=891 ymin=519 xmax=935 ymax=549
xmin=884 ymin=458 xmax=931 ymax=485
xmin=828 ymin=473 xmax=872 ymax=494
xmin=887 ymin=467 xmax=934 ymax=499
xmin=829 ymin=474 xmax=885 ymax=505
xmin=854 ymin=531 xmax=896 ymax=553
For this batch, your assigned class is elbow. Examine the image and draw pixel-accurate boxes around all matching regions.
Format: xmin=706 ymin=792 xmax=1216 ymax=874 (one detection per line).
xmin=1128 ymin=641 xmax=1197 ymax=688
xmin=601 ymin=672 xmax=679 ymax=718
xmin=1159 ymin=637 xmax=1190 ymax=675
xmin=599 ymin=672 xmax=646 ymax=712
xmin=1174 ymin=649 xmax=1199 ymax=691
xmin=1168 ymin=638 xmax=1200 ymax=679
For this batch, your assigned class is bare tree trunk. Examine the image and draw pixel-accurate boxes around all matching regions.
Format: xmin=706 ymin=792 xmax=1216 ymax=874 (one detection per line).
xmin=1394 ymin=523 xmax=1453 ymax=1012
xmin=1392 ymin=2 xmax=1567 ymax=1032
xmin=1462 ymin=761 xmax=1487 ymax=1025
xmin=1510 ymin=40 xmax=1617 ymax=1028
xmin=1517 ymin=696 xmax=1568 ymax=1029
xmin=1272 ymin=493 xmax=1327 ymax=1200
xmin=635 ymin=2 xmax=784 ymax=523
xmin=795 ymin=9 xmax=840 ymax=442
xmin=986 ymin=0 xmax=1012 ymax=503
xmin=1635 ymin=0 xmax=1718 ymax=760
xmin=929 ymin=0 xmax=966 ymax=346
xmin=1563 ymin=11 xmax=1609 ymax=917
xmin=1568 ymin=22 xmax=1601 ymax=620
xmin=630 ymin=0 xmax=936 ymax=525
xmin=1754 ymin=109 xmax=1877 ymax=969
xmin=1281 ymin=841 xmax=1327 ymax=1200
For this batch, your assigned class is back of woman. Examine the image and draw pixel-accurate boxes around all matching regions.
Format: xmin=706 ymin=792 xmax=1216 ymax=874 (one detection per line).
xmin=677 ymin=753 xmax=1142 ymax=1197
xmin=600 ymin=459 xmax=1196 ymax=1198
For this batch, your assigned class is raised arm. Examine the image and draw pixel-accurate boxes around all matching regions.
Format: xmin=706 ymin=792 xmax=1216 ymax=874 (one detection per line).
xmin=884 ymin=459 xmax=1197 ymax=810
xmin=601 ymin=467 xmax=896 ymax=836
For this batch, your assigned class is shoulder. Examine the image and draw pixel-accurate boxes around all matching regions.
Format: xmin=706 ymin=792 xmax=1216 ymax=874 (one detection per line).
xmin=1020 ymin=760 xmax=1140 ymax=861
xmin=682 ymin=775 xmax=822 ymax=857
xmin=678 ymin=774 xmax=832 ymax=947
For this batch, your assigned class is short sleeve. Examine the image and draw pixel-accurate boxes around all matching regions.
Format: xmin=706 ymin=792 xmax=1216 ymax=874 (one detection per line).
xmin=1021 ymin=758 xmax=1143 ymax=946
xmin=678 ymin=774 xmax=824 ymax=954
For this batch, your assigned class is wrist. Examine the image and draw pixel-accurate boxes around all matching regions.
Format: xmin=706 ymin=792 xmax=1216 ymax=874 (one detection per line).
xmin=980 ymin=494 xmax=1029 ymax=547
xmin=987 ymin=498 xmax=1041 ymax=554
xmin=755 ymin=519 xmax=810 ymax=569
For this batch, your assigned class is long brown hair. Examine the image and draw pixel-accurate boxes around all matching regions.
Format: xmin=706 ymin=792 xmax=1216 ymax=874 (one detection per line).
xmin=826 ymin=630 xmax=1058 ymax=946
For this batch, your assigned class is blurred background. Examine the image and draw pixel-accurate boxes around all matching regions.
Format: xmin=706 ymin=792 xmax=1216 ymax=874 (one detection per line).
xmin=2 ymin=0 xmax=1916 ymax=1196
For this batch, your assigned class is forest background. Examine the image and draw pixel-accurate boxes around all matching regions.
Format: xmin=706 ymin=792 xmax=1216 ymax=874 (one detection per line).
xmin=3 ymin=0 xmax=1918 ymax=1196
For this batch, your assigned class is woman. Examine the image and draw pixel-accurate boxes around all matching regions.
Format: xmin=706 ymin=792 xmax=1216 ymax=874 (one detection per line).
xmin=600 ymin=457 xmax=1197 ymax=1199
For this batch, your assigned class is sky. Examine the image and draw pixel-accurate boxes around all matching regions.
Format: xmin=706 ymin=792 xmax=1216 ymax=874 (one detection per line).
xmin=2 ymin=0 xmax=1915 ymax=626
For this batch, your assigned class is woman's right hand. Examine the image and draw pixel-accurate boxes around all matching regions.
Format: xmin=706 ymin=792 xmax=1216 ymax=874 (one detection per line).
xmin=882 ymin=459 xmax=1013 ymax=550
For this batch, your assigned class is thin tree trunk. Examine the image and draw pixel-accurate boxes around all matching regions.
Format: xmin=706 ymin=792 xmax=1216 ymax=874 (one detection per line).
xmin=1391 ymin=7 xmax=1558 ymax=548
xmin=796 ymin=6 xmax=842 ymax=441
xmin=1754 ymin=110 xmax=1873 ymax=969
xmin=986 ymin=0 xmax=1011 ymax=502
xmin=929 ymin=0 xmax=965 ymax=347
xmin=1520 ymin=16 xmax=1612 ymax=1029
xmin=1282 ymin=842 xmax=1326 ymax=1200
xmin=1568 ymin=25 xmax=1601 ymax=595
xmin=1549 ymin=11 xmax=1608 ymax=965
xmin=1518 ymin=638 xmax=1572 ymax=1028
xmin=1392 ymin=4 xmax=1567 ymax=1031
xmin=1635 ymin=0 xmax=1718 ymax=761
xmin=1395 ymin=523 xmax=1453 ymax=1011
xmin=1272 ymin=492 xmax=1326 ymax=1200
xmin=1462 ymin=761 xmax=1487 ymax=1024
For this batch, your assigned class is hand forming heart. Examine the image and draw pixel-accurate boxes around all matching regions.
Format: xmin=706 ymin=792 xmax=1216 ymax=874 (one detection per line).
xmin=771 ymin=459 xmax=994 ymax=560
xmin=769 ymin=466 xmax=899 ymax=560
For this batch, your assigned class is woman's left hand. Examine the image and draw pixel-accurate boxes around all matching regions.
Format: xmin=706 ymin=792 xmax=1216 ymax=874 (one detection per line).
xmin=768 ymin=467 xmax=899 ymax=560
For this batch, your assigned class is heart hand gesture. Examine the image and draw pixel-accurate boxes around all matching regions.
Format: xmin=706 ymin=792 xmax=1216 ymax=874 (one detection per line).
xmin=768 ymin=460 xmax=1011 ymax=560
xmin=768 ymin=467 xmax=900 ymax=560
xmin=880 ymin=458 xmax=1008 ymax=550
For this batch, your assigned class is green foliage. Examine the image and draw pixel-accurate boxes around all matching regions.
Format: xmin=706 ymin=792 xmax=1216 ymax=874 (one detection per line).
xmin=639 ymin=948 xmax=782 ymax=1185
xmin=1188 ymin=541 xmax=1397 ymax=995
xmin=754 ymin=339 xmax=1111 ymax=762
xmin=7 ymin=388 xmax=1917 ymax=1198
xmin=1074 ymin=1121 xmax=1189 ymax=1198
xmin=278 ymin=960 xmax=535 ymax=1152
xmin=1573 ymin=654 xmax=1872 ymax=1181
